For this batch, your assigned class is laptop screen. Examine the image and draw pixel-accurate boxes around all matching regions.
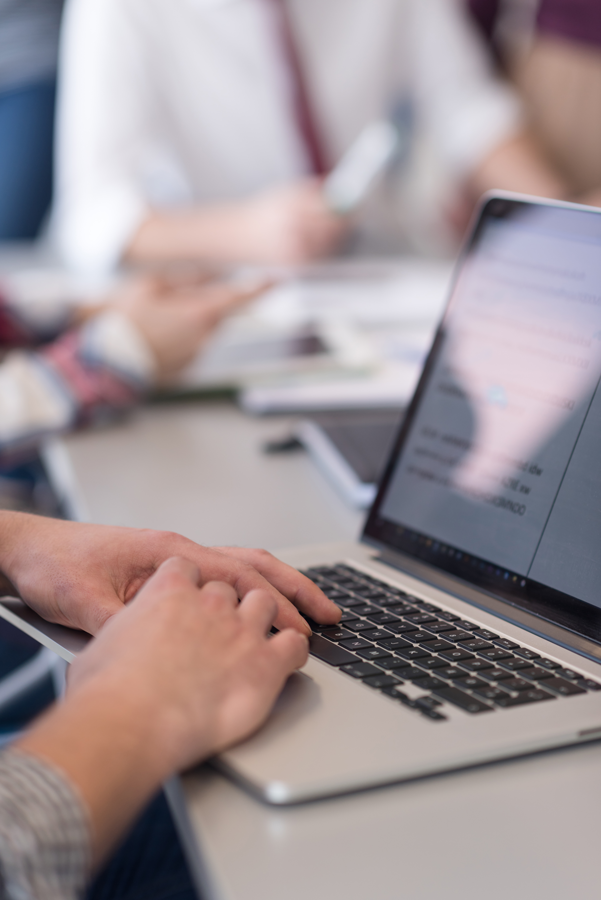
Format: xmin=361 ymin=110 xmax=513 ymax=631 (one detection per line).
xmin=364 ymin=197 xmax=601 ymax=644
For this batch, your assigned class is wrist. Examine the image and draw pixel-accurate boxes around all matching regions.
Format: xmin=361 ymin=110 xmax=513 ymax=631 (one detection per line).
xmin=0 ymin=511 xmax=39 ymax=590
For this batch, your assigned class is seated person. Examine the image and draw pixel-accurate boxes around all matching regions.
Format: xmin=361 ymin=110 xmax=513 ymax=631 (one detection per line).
xmin=0 ymin=512 xmax=340 ymax=898
xmin=467 ymin=0 xmax=601 ymax=206
xmin=53 ymin=0 xmax=566 ymax=271
xmin=0 ymin=0 xmax=64 ymax=239
xmin=0 ymin=272 xmax=262 ymax=462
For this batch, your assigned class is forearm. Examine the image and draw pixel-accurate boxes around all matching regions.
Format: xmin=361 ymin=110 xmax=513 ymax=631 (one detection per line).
xmin=468 ymin=131 xmax=569 ymax=202
xmin=126 ymin=204 xmax=255 ymax=265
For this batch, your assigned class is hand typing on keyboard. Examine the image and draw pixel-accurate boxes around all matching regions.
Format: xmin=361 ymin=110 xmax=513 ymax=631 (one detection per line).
xmin=0 ymin=512 xmax=341 ymax=636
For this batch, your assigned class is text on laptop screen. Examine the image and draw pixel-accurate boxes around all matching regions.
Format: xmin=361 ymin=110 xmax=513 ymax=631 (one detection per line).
xmin=366 ymin=199 xmax=601 ymax=630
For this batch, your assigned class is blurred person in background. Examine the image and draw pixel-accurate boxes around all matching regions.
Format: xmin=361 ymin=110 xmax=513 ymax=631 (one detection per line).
xmin=0 ymin=272 xmax=261 ymax=466
xmin=53 ymin=0 xmax=568 ymax=272
xmin=468 ymin=0 xmax=601 ymax=207
xmin=0 ymin=0 xmax=64 ymax=239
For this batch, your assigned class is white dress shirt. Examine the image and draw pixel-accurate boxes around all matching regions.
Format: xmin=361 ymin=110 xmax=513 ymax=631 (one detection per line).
xmin=54 ymin=0 xmax=522 ymax=270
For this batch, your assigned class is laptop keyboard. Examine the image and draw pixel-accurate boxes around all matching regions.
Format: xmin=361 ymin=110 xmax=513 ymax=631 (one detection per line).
xmin=301 ymin=564 xmax=601 ymax=723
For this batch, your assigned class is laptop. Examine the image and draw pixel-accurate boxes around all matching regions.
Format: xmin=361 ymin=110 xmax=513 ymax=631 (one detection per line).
xmin=3 ymin=194 xmax=601 ymax=806
xmin=295 ymin=408 xmax=404 ymax=508
xmin=215 ymin=193 xmax=601 ymax=802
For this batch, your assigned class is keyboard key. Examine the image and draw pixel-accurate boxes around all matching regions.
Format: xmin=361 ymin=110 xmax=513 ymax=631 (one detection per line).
xmin=474 ymin=686 xmax=513 ymax=703
xmin=502 ymin=677 xmax=532 ymax=692
xmin=322 ymin=588 xmax=352 ymax=600
xmin=347 ymin=620 xmax=382 ymax=633
xmin=454 ymin=620 xmax=479 ymax=631
xmin=496 ymin=689 xmax=556 ymax=707
xmin=436 ymin=611 xmax=461 ymax=622
xmin=377 ymin=658 xmax=415 ymax=672
xmin=419 ymin=639 xmax=455 ymax=653
xmin=405 ymin=667 xmax=437 ymax=681
xmin=381 ymin=685 xmax=413 ymax=703
xmin=309 ymin=634 xmax=357 ymax=666
xmin=493 ymin=638 xmax=520 ymax=651
xmin=404 ymin=613 xmax=438 ymax=625
xmin=578 ymin=679 xmax=601 ymax=691
xmin=384 ymin=602 xmax=420 ymax=615
xmin=412 ymin=677 xmax=447 ymax=691
xmin=361 ymin=629 xmax=394 ymax=642
xmin=557 ymin=668 xmax=581 ymax=681
xmin=361 ymin=590 xmax=390 ymax=601
xmin=481 ymin=668 xmax=514 ymax=682
xmin=363 ymin=674 xmax=400 ymax=689
xmin=439 ymin=649 xmax=476 ymax=662
xmin=433 ymin=687 xmax=494 ymax=714
xmin=357 ymin=648 xmax=393 ymax=662
xmin=421 ymin=708 xmax=448 ymax=721
xmin=304 ymin=618 xmax=330 ymax=632
xmin=334 ymin=596 xmax=363 ymax=608
xmin=539 ymin=677 xmax=587 ymax=696
xmin=498 ymin=658 xmax=533 ymax=672
xmin=376 ymin=595 xmax=405 ymax=608
xmin=385 ymin=622 xmax=420 ymax=635
xmin=458 ymin=639 xmax=494 ymax=652
xmin=454 ymin=676 xmax=489 ymax=691
xmin=536 ymin=658 xmax=561 ymax=671
xmin=415 ymin=695 xmax=443 ymax=710
xmin=397 ymin=647 xmax=432 ymax=661
xmin=472 ymin=629 xmax=499 ymax=641
xmin=459 ymin=658 xmax=494 ymax=673
xmin=436 ymin=666 xmax=465 ymax=680
xmin=337 ymin=611 xmax=359 ymax=624
xmin=352 ymin=605 xmax=380 ymax=617
xmin=441 ymin=630 xmax=474 ymax=643
xmin=339 ymin=637 xmax=372 ymax=651
xmin=378 ymin=638 xmax=413 ymax=651
xmin=386 ymin=587 xmax=411 ymax=597
xmin=321 ymin=628 xmax=354 ymax=642
xmin=367 ymin=612 xmax=401 ymax=626
xmin=403 ymin=631 xmax=437 ymax=643
xmin=415 ymin=657 xmax=449 ymax=671
xmin=479 ymin=648 xmax=513 ymax=662
xmin=340 ymin=662 xmax=381 ymax=678
xmin=512 ymin=647 xmax=540 ymax=660
xmin=422 ymin=622 xmax=455 ymax=634
xmin=420 ymin=603 xmax=442 ymax=614
xmin=519 ymin=667 xmax=555 ymax=682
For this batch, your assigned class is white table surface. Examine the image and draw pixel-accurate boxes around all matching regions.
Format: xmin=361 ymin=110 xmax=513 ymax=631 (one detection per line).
xmin=46 ymin=399 xmax=601 ymax=900
xmin=45 ymin=400 xmax=363 ymax=549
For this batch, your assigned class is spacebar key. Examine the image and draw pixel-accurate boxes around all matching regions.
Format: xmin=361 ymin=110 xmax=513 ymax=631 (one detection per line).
xmin=310 ymin=634 xmax=358 ymax=666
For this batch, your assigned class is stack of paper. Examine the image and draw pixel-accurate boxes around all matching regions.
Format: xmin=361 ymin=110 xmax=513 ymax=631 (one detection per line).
xmin=237 ymin=259 xmax=453 ymax=412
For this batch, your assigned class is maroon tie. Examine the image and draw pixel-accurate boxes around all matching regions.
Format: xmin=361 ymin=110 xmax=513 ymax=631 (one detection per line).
xmin=266 ymin=0 xmax=329 ymax=176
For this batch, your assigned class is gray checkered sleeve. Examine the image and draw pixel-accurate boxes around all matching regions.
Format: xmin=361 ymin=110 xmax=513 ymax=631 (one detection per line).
xmin=0 ymin=749 xmax=90 ymax=900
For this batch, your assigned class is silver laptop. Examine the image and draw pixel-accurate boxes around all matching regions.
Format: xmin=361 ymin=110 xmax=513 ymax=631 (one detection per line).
xmin=3 ymin=194 xmax=601 ymax=806
xmin=216 ymin=194 xmax=601 ymax=802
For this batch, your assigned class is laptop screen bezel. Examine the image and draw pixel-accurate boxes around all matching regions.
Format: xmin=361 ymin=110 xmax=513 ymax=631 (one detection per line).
xmin=362 ymin=194 xmax=601 ymax=648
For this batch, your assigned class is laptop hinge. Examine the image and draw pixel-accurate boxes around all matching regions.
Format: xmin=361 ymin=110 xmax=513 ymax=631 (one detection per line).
xmin=372 ymin=546 xmax=601 ymax=667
